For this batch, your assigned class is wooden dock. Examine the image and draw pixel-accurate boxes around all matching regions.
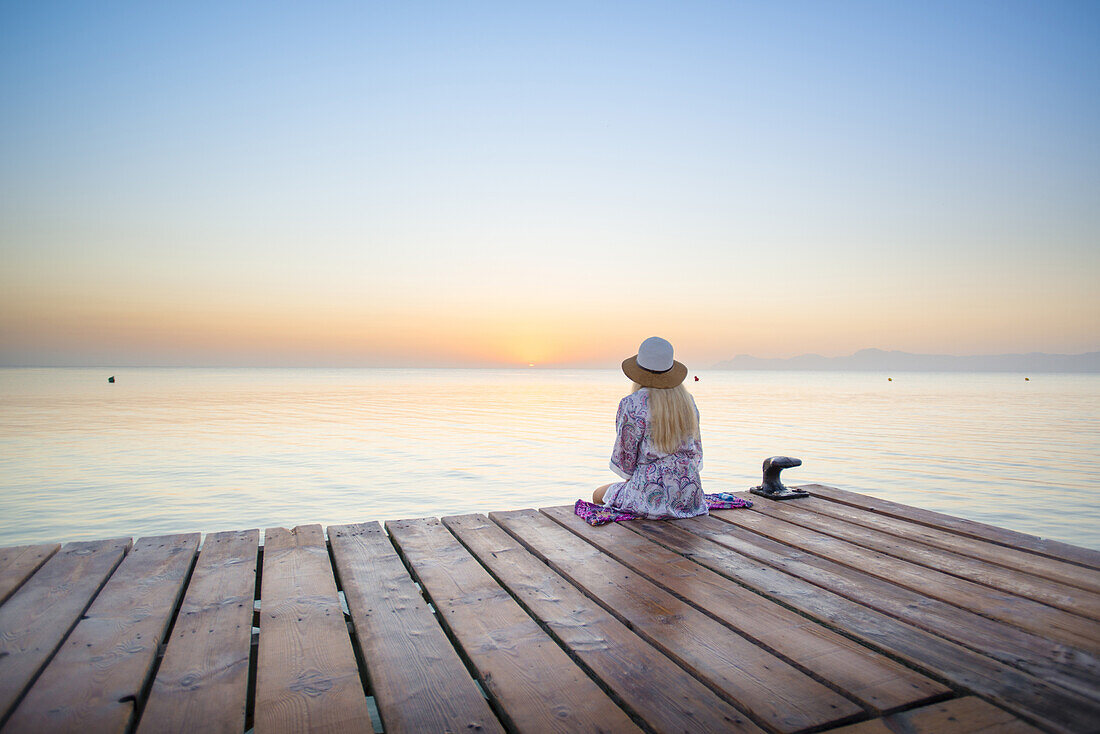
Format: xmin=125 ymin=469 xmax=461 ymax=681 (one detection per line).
xmin=1 ymin=484 xmax=1098 ymax=733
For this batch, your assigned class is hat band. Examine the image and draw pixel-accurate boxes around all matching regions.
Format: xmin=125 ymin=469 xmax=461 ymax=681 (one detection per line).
xmin=639 ymin=363 xmax=673 ymax=375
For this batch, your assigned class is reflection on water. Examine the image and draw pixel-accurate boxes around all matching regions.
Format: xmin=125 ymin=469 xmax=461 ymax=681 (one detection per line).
xmin=1 ymin=367 xmax=1098 ymax=549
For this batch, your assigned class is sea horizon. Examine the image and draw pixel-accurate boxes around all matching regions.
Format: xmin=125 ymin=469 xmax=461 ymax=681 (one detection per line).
xmin=5 ymin=357 xmax=1099 ymax=372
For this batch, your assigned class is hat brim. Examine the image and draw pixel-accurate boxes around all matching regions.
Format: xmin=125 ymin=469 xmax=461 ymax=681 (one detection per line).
xmin=622 ymin=356 xmax=688 ymax=388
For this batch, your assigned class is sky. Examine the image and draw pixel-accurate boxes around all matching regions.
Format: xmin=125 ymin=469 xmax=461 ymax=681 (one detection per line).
xmin=1 ymin=1 xmax=1098 ymax=368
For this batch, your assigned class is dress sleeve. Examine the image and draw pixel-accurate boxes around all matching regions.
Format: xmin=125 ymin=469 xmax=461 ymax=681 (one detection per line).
xmin=610 ymin=397 xmax=642 ymax=480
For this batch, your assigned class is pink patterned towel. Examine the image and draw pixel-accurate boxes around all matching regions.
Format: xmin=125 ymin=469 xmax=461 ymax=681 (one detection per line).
xmin=574 ymin=494 xmax=753 ymax=527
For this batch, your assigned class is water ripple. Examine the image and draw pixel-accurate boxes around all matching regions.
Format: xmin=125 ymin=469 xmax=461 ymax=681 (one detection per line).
xmin=1 ymin=367 xmax=1097 ymax=549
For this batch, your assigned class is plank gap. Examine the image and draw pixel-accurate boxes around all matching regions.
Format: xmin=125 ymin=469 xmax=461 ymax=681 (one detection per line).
xmin=740 ymin=498 xmax=1100 ymax=623
xmin=243 ymin=543 xmax=263 ymax=733
xmin=442 ymin=518 xmax=660 ymax=734
xmin=0 ymin=538 xmax=132 ymax=730
xmin=545 ymin=508 xmax=956 ymax=721
xmin=365 ymin=695 xmax=384 ymax=733
xmin=613 ymin=514 xmax=968 ymax=695
xmin=783 ymin=494 xmax=1100 ymax=595
xmin=624 ymin=514 xmax=1100 ymax=731
xmin=706 ymin=508 xmax=1100 ymax=652
xmin=128 ymin=537 xmax=201 ymax=732
xmin=551 ymin=509 xmax=888 ymax=717
xmin=806 ymin=486 xmax=1100 ymax=571
xmin=383 ymin=523 xmax=522 ymax=734
xmin=690 ymin=511 xmax=1099 ymax=698
xmin=325 ymin=534 xmax=379 ymax=711
xmin=487 ymin=512 xmax=788 ymax=734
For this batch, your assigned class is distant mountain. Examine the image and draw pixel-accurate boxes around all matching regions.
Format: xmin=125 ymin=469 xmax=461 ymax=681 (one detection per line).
xmin=712 ymin=348 xmax=1100 ymax=372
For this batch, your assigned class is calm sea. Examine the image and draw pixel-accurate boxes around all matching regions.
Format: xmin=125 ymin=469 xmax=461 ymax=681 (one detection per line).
xmin=1 ymin=367 xmax=1098 ymax=550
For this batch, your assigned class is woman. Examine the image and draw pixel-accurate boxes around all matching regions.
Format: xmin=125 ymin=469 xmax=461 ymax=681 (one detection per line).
xmin=594 ymin=336 xmax=707 ymax=519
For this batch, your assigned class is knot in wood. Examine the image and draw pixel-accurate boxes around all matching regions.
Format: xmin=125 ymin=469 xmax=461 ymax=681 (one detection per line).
xmin=290 ymin=670 xmax=334 ymax=697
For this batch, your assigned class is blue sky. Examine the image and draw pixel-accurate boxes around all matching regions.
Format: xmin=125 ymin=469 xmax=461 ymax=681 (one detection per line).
xmin=2 ymin=1 xmax=1098 ymax=366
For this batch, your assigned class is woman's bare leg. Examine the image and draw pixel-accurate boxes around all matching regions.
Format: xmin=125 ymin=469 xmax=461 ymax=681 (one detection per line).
xmin=593 ymin=483 xmax=611 ymax=504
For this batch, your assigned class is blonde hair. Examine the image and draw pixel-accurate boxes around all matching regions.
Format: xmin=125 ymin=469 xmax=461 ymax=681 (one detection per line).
xmin=632 ymin=382 xmax=700 ymax=454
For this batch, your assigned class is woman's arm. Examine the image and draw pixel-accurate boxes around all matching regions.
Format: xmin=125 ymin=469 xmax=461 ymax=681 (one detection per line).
xmin=609 ymin=396 xmax=642 ymax=479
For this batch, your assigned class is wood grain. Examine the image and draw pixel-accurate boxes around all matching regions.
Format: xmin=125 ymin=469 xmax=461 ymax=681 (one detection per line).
xmin=329 ymin=521 xmax=504 ymax=734
xmin=386 ymin=516 xmax=641 ymax=734
xmin=539 ymin=505 xmax=950 ymax=715
xmin=254 ymin=524 xmax=371 ymax=734
xmin=490 ymin=509 xmax=863 ymax=734
xmin=443 ymin=512 xmax=766 ymax=734
xmin=827 ymin=696 xmax=1043 ymax=733
xmin=711 ymin=504 xmax=1100 ymax=651
xmin=743 ymin=493 xmax=1100 ymax=619
xmin=5 ymin=488 xmax=1099 ymax=734
xmin=0 ymin=537 xmax=130 ymax=724
xmin=4 ymin=533 xmax=198 ymax=734
xmin=677 ymin=510 xmax=1100 ymax=700
xmin=138 ymin=529 xmax=258 ymax=734
xmin=629 ymin=516 xmax=1100 ymax=734
xmin=790 ymin=495 xmax=1100 ymax=593
xmin=0 ymin=543 xmax=60 ymax=605
xmin=805 ymin=484 xmax=1100 ymax=570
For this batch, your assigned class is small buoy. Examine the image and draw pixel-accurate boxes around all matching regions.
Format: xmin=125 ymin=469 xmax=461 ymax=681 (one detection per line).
xmin=694 ymin=375 xmax=699 ymax=381
xmin=888 ymin=377 xmax=892 ymax=381
xmin=108 ymin=376 xmax=115 ymax=383
xmin=1025 ymin=377 xmax=1030 ymax=381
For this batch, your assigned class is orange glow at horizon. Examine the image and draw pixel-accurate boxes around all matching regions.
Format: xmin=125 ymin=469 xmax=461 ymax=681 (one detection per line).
xmin=3 ymin=276 xmax=1098 ymax=367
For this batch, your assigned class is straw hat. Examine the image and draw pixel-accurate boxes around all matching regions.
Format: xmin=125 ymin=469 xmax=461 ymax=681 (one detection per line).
xmin=622 ymin=336 xmax=688 ymax=388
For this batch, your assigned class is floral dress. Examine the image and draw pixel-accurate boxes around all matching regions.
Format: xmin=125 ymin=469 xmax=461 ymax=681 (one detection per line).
xmin=602 ymin=388 xmax=707 ymax=519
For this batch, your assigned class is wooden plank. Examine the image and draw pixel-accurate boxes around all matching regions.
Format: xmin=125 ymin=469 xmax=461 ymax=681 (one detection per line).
xmin=0 ymin=543 xmax=60 ymax=605
xmin=664 ymin=511 xmax=1100 ymax=699
xmin=827 ymin=696 xmax=1043 ymax=733
xmin=254 ymin=524 xmax=371 ymax=734
xmin=137 ymin=530 xmax=259 ymax=734
xmin=0 ymin=537 xmax=130 ymax=724
xmin=788 ymin=495 xmax=1100 ymax=594
xmin=743 ymin=494 xmax=1100 ymax=620
xmin=489 ymin=509 xmax=863 ymax=734
xmin=5 ymin=533 xmax=199 ymax=733
xmin=805 ymin=484 xmax=1100 ymax=570
xmin=682 ymin=511 xmax=1100 ymax=700
xmin=328 ymin=521 xmax=504 ymax=734
xmin=442 ymin=513 xmax=767 ymax=733
xmin=385 ymin=517 xmax=641 ymax=734
xmin=626 ymin=516 xmax=1100 ymax=734
xmin=538 ymin=505 xmax=951 ymax=715
xmin=710 ymin=506 xmax=1100 ymax=652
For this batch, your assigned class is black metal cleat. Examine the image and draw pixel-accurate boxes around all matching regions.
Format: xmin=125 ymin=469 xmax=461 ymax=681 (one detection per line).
xmin=750 ymin=456 xmax=808 ymax=500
